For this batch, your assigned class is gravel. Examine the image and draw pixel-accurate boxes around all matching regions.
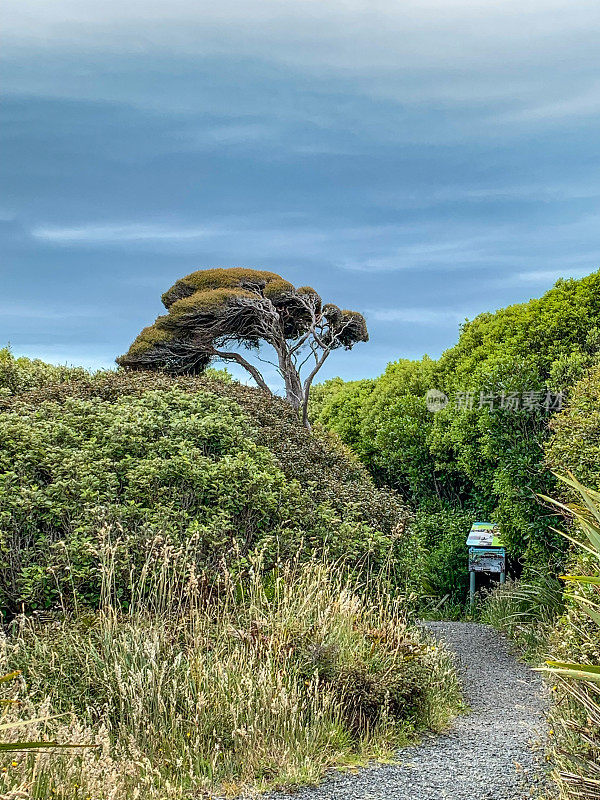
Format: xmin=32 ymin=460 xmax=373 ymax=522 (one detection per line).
xmin=268 ymin=622 xmax=548 ymax=800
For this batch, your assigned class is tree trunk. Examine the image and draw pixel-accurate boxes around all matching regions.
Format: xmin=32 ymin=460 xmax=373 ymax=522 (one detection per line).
xmin=276 ymin=344 xmax=304 ymax=412
xmin=301 ymin=350 xmax=331 ymax=430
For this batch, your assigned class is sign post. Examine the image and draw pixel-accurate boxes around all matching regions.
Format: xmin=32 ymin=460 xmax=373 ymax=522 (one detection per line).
xmin=466 ymin=522 xmax=505 ymax=608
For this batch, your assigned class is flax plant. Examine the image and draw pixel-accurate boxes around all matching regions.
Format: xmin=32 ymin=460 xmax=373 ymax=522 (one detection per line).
xmin=538 ymin=474 xmax=600 ymax=800
xmin=482 ymin=573 xmax=564 ymax=660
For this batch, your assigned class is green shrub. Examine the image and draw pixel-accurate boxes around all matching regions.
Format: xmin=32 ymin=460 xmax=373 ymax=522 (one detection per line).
xmin=482 ymin=574 xmax=564 ymax=659
xmin=407 ymin=510 xmax=474 ymax=599
xmin=539 ymin=477 xmax=600 ymax=800
xmin=312 ymin=379 xmax=375 ymax=455
xmin=0 ymin=346 xmax=88 ymax=397
xmin=546 ymin=362 xmax=600 ymax=492
xmin=0 ymin=371 xmax=407 ymax=613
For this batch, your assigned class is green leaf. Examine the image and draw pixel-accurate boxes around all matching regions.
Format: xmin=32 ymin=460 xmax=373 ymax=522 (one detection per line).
xmin=540 ymin=661 xmax=600 ymax=684
xmin=548 ymin=527 xmax=600 ymax=561
xmin=0 ymin=672 xmax=21 ymax=684
xmin=567 ymin=595 xmax=600 ymax=627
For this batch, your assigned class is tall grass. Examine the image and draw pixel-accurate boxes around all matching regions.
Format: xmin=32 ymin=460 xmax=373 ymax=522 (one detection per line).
xmin=0 ymin=539 xmax=461 ymax=799
xmin=481 ymin=573 xmax=564 ymax=660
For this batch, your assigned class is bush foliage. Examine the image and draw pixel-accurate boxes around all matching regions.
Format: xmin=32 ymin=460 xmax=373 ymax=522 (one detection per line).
xmin=0 ymin=362 xmax=406 ymax=613
xmin=0 ymin=347 xmax=88 ymax=397
xmin=546 ymin=362 xmax=600 ymax=491
xmin=312 ymin=272 xmax=600 ymax=593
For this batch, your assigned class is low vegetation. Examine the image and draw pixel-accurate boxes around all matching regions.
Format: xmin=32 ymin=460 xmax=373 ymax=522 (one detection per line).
xmin=485 ymin=477 xmax=600 ymax=800
xmin=0 ymin=350 xmax=460 ymax=798
xmin=0 ymin=554 xmax=460 ymax=799
xmin=482 ymin=574 xmax=564 ymax=660
xmin=0 ymin=347 xmax=88 ymax=396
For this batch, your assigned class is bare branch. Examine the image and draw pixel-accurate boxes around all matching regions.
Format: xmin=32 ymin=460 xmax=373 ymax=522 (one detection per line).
xmin=301 ymin=348 xmax=332 ymax=429
xmin=212 ymin=348 xmax=270 ymax=393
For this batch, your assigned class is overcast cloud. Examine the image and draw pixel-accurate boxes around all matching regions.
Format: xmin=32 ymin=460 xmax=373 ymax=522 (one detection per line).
xmin=2 ymin=0 xmax=600 ymax=384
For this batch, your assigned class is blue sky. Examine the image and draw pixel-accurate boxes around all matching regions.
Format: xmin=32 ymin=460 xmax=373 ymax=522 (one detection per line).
xmin=3 ymin=0 xmax=600 ymax=389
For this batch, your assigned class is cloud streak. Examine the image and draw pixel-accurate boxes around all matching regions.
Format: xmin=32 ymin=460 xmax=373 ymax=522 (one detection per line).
xmin=32 ymin=223 xmax=222 ymax=243
xmin=4 ymin=0 xmax=600 ymax=139
xmin=505 ymin=268 xmax=593 ymax=285
xmin=3 ymin=0 xmax=600 ymax=381
xmin=367 ymin=307 xmax=471 ymax=324
xmin=28 ymin=213 xmax=600 ymax=282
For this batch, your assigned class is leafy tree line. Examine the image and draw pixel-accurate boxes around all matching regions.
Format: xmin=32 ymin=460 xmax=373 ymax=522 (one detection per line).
xmin=310 ymin=271 xmax=600 ymax=595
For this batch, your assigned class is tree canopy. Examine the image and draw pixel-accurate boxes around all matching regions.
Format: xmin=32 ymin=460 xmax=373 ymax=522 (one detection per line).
xmin=311 ymin=271 xmax=600 ymax=582
xmin=117 ymin=268 xmax=368 ymax=427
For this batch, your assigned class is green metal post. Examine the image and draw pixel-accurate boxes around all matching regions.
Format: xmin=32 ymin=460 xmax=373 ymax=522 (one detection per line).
xmin=469 ymin=570 xmax=476 ymax=609
xmin=500 ymin=570 xmax=506 ymax=585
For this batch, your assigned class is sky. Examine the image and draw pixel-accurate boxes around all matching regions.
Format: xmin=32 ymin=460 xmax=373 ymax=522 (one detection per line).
xmin=3 ymin=0 xmax=600 ymax=389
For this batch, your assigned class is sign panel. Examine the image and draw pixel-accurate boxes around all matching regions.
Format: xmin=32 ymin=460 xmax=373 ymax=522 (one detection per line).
xmin=466 ymin=522 xmax=503 ymax=548
xmin=469 ymin=547 xmax=506 ymax=574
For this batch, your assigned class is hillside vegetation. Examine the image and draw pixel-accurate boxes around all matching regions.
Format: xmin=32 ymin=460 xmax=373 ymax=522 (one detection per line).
xmin=0 ymin=365 xmax=405 ymax=614
xmin=0 ymin=351 xmax=462 ymax=799
xmin=312 ymin=272 xmax=600 ymax=596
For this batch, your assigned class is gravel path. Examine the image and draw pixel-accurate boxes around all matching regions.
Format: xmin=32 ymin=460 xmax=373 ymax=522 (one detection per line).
xmin=272 ymin=622 xmax=548 ymax=800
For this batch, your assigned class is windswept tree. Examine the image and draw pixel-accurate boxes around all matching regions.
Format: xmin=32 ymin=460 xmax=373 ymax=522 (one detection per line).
xmin=117 ymin=268 xmax=368 ymax=427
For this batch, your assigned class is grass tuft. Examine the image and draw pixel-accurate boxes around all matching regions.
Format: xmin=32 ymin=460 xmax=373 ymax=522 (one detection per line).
xmin=0 ymin=547 xmax=461 ymax=799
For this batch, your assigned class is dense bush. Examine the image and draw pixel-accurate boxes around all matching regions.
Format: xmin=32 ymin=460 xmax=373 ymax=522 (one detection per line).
xmin=546 ymin=361 xmax=600 ymax=490
xmin=312 ymin=272 xmax=600 ymax=589
xmin=312 ymin=379 xmax=375 ymax=455
xmin=0 ymin=364 xmax=407 ymax=613
xmin=539 ymin=381 xmax=600 ymax=799
xmin=408 ymin=510 xmax=475 ymax=599
xmin=0 ymin=346 xmax=88 ymax=396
